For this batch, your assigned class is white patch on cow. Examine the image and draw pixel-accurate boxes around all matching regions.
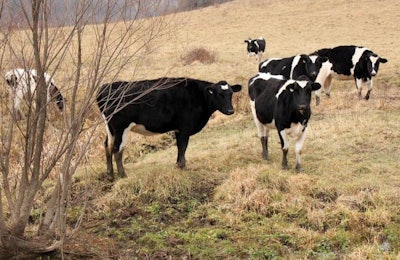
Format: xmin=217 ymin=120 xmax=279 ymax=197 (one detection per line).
xmin=309 ymin=55 xmax=318 ymax=63
xmin=221 ymin=84 xmax=229 ymax=90
xmin=351 ymin=47 xmax=368 ymax=75
xmin=297 ymin=81 xmax=308 ymax=88
xmin=119 ymin=122 xmax=158 ymax=152
xmin=102 ymin=114 xmax=115 ymax=151
xmin=280 ymin=122 xmax=307 ymax=165
xmin=314 ymin=60 xmax=333 ymax=97
xmin=275 ymin=79 xmax=308 ymax=99
xmin=249 ymin=73 xmax=284 ymax=86
xmin=276 ymin=80 xmax=295 ymax=98
xmin=259 ymin=58 xmax=280 ymax=69
xmin=290 ymin=55 xmax=301 ymax=79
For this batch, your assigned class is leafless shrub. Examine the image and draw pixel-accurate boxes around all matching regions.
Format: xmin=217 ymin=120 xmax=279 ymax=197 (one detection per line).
xmin=181 ymin=47 xmax=217 ymax=65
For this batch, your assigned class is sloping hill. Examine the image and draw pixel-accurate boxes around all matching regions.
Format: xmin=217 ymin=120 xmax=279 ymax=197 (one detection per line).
xmin=58 ymin=0 xmax=400 ymax=258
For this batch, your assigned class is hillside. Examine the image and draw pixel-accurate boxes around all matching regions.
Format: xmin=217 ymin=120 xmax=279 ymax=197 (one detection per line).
xmin=4 ymin=0 xmax=400 ymax=258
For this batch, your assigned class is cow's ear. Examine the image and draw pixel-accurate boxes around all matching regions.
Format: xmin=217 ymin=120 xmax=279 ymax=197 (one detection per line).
xmin=231 ymin=84 xmax=242 ymax=92
xmin=206 ymin=86 xmax=214 ymax=95
xmin=379 ymin=58 xmax=388 ymax=63
xmin=311 ymin=82 xmax=321 ymax=91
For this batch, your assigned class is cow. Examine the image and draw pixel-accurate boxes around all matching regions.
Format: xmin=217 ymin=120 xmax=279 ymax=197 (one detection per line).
xmin=259 ymin=54 xmax=328 ymax=83
xmin=5 ymin=68 xmax=66 ymax=120
xmin=312 ymin=45 xmax=388 ymax=104
xmin=248 ymin=73 xmax=321 ymax=172
xmin=96 ymin=77 xmax=242 ymax=181
xmin=244 ymin=37 xmax=266 ymax=62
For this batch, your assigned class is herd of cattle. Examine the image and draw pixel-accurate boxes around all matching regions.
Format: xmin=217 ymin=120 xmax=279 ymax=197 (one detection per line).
xmin=4 ymin=41 xmax=387 ymax=181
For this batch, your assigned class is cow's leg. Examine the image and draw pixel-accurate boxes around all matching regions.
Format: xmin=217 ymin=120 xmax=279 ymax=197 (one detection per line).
xmin=250 ymin=101 xmax=269 ymax=160
xmin=324 ymin=76 xmax=333 ymax=98
xmin=104 ymin=136 xmax=114 ymax=181
xmin=355 ymin=78 xmax=364 ymax=100
xmin=364 ymin=79 xmax=373 ymax=100
xmin=278 ymin=129 xmax=290 ymax=170
xmin=260 ymin=136 xmax=268 ymax=160
xmin=114 ymin=149 xmax=126 ymax=179
xmin=175 ymin=132 xmax=189 ymax=169
xmin=294 ymin=128 xmax=307 ymax=172
xmin=12 ymin=94 xmax=24 ymax=120
xmin=112 ymin=126 xmax=131 ymax=179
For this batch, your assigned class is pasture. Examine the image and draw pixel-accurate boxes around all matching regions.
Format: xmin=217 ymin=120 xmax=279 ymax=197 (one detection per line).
xmin=2 ymin=0 xmax=400 ymax=258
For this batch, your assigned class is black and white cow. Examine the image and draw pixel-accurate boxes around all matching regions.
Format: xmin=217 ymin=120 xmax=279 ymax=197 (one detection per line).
xmin=244 ymin=37 xmax=266 ymax=62
xmin=249 ymin=73 xmax=321 ymax=172
xmin=312 ymin=45 xmax=388 ymax=104
xmin=259 ymin=54 xmax=328 ymax=83
xmin=5 ymin=68 xmax=66 ymax=120
xmin=97 ymin=77 xmax=242 ymax=181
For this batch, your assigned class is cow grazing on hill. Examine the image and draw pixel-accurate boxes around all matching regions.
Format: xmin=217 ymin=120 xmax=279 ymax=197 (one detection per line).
xmin=248 ymin=73 xmax=321 ymax=172
xmin=244 ymin=37 xmax=266 ymax=62
xmin=97 ymin=77 xmax=242 ymax=181
xmin=5 ymin=68 xmax=66 ymax=120
xmin=259 ymin=54 xmax=328 ymax=83
xmin=312 ymin=45 xmax=388 ymax=104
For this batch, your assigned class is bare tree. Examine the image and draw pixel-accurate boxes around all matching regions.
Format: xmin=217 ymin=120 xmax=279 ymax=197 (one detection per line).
xmin=0 ymin=0 xmax=177 ymax=257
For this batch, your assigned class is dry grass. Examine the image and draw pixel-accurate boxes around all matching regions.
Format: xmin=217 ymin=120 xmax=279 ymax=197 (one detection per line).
xmin=2 ymin=0 xmax=400 ymax=258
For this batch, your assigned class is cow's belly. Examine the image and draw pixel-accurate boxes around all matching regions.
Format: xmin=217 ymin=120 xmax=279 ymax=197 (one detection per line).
xmin=130 ymin=123 xmax=159 ymax=136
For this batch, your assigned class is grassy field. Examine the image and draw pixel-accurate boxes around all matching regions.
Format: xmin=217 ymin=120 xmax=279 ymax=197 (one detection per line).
xmin=4 ymin=0 xmax=400 ymax=258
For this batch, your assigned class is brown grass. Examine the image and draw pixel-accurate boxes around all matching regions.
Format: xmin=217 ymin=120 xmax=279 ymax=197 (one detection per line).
xmin=2 ymin=0 xmax=400 ymax=258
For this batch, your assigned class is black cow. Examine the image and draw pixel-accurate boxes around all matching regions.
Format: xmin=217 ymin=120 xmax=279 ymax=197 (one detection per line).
xmin=312 ymin=45 xmax=388 ymax=103
xmin=259 ymin=54 xmax=328 ymax=83
xmin=97 ymin=77 xmax=242 ymax=181
xmin=249 ymin=73 xmax=321 ymax=172
xmin=244 ymin=37 xmax=266 ymax=62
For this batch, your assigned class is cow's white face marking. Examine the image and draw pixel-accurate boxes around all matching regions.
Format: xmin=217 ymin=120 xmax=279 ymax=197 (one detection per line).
xmin=310 ymin=55 xmax=318 ymax=63
xmin=370 ymin=55 xmax=379 ymax=75
xmin=297 ymin=81 xmax=308 ymax=88
xmin=221 ymin=84 xmax=229 ymax=90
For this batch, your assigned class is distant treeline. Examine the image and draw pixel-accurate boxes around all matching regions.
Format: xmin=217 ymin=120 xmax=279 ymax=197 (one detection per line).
xmin=0 ymin=0 xmax=233 ymax=29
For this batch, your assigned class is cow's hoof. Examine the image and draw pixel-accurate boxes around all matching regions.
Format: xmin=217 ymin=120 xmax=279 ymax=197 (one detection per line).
xmin=106 ymin=173 xmax=114 ymax=182
xmin=295 ymin=165 xmax=303 ymax=173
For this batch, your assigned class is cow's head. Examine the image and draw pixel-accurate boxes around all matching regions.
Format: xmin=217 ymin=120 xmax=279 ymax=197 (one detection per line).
xmin=287 ymin=78 xmax=321 ymax=115
xmin=368 ymin=53 xmax=388 ymax=77
xmin=244 ymin=38 xmax=258 ymax=54
xmin=206 ymin=81 xmax=242 ymax=115
xmin=302 ymin=55 xmax=328 ymax=82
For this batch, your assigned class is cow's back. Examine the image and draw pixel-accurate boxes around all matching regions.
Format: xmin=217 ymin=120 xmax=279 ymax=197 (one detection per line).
xmin=97 ymin=78 xmax=211 ymax=135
